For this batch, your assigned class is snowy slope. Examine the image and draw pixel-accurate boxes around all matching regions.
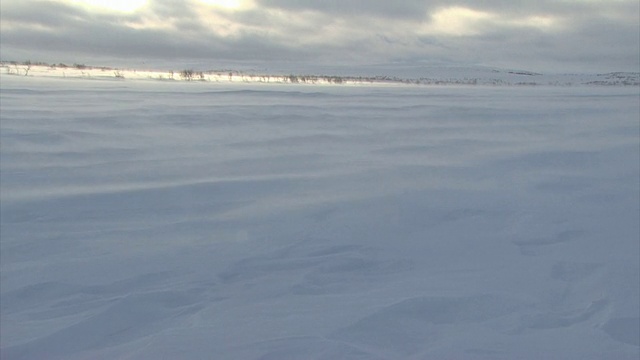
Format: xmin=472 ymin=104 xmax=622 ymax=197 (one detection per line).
xmin=1 ymin=74 xmax=639 ymax=359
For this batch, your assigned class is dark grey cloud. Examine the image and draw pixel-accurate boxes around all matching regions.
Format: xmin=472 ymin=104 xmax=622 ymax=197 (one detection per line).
xmin=257 ymin=0 xmax=612 ymax=20
xmin=256 ymin=0 xmax=430 ymax=20
xmin=0 ymin=0 xmax=315 ymax=65
xmin=1 ymin=1 xmax=128 ymax=29
xmin=1 ymin=0 xmax=638 ymax=73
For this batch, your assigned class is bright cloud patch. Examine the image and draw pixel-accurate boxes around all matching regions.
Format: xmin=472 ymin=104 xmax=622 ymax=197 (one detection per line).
xmin=426 ymin=7 xmax=494 ymax=36
xmin=520 ymin=16 xmax=558 ymax=29
xmin=67 ymin=0 xmax=148 ymax=13
xmin=197 ymin=0 xmax=255 ymax=10
xmin=424 ymin=6 xmax=561 ymax=36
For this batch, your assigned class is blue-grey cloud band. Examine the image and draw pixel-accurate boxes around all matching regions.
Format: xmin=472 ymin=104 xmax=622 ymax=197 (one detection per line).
xmin=1 ymin=0 xmax=638 ymax=72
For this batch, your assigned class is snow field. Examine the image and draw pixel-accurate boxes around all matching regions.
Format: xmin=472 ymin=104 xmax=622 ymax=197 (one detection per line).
xmin=1 ymin=75 xmax=639 ymax=359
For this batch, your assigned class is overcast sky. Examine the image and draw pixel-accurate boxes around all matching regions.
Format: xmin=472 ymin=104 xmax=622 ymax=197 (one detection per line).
xmin=1 ymin=0 xmax=638 ymax=73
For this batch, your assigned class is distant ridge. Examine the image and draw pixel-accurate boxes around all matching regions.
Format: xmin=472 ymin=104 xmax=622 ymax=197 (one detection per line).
xmin=2 ymin=61 xmax=638 ymax=87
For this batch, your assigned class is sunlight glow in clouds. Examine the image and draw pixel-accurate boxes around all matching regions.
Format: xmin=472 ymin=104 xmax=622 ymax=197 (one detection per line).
xmin=67 ymin=0 xmax=148 ymax=13
xmin=197 ymin=0 xmax=254 ymax=10
xmin=428 ymin=7 xmax=493 ymax=36
xmin=424 ymin=7 xmax=560 ymax=36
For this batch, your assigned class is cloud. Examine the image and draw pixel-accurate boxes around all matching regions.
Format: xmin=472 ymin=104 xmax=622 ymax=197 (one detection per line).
xmin=256 ymin=0 xmax=431 ymax=20
xmin=0 ymin=0 xmax=638 ymax=72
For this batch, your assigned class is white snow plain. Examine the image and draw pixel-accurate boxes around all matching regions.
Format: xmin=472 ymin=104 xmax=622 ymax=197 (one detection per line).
xmin=1 ymin=75 xmax=639 ymax=359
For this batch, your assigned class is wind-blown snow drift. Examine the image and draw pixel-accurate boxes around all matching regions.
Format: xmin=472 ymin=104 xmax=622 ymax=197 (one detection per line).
xmin=1 ymin=75 xmax=638 ymax=359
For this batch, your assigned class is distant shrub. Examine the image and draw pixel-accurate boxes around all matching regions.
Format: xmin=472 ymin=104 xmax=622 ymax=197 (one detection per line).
xmin=180 ymin=69 xmax=194 ymax=81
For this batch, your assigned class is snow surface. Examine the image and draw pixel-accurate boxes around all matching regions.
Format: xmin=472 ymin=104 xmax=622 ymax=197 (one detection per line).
xmin=1 ymin=74 xmax=639 ymax=359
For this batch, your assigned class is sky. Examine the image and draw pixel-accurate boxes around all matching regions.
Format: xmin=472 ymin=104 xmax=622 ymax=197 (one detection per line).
xmin=1 ymin=0 xmax=639 ymax=73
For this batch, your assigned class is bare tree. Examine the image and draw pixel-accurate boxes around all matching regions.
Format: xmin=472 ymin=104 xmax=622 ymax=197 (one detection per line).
xmin=23 ymin=60 xmax=32 ymax=76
